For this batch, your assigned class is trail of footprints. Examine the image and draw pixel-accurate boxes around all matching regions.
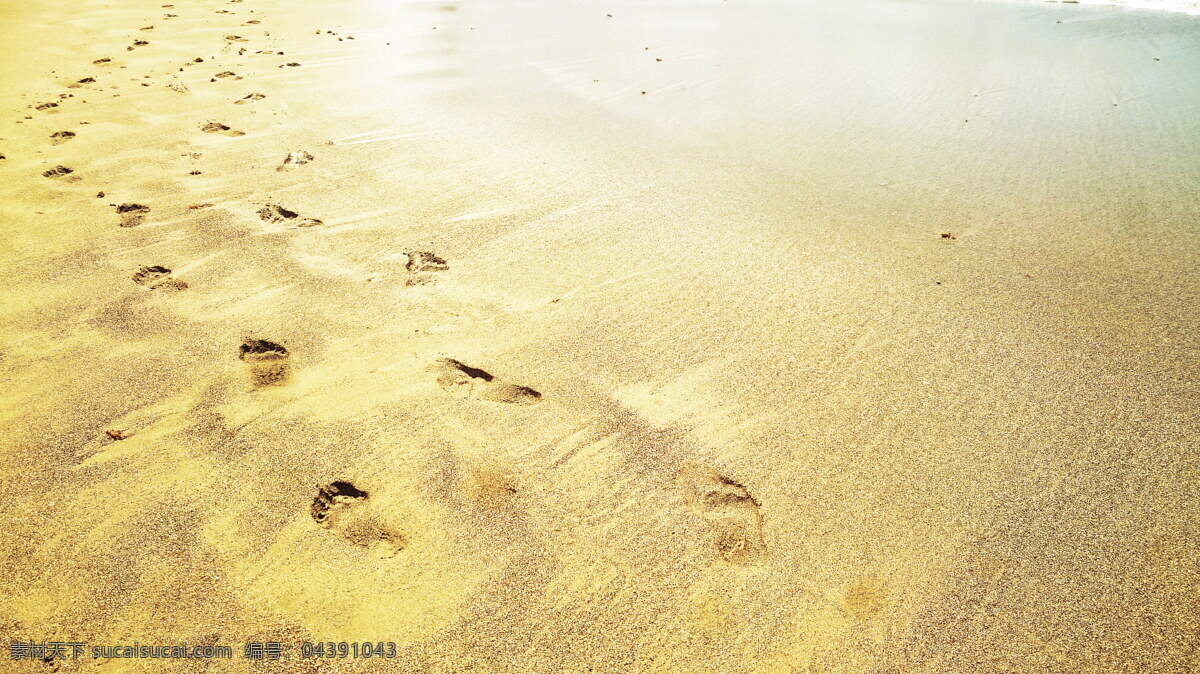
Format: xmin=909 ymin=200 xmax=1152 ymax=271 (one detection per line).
xmin=25 ymin=1 xmax=767 ymax=567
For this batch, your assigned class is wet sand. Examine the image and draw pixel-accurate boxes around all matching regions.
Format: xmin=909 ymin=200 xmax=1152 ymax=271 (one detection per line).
xmin=0 ymin=0 xmax=1198 ymax=671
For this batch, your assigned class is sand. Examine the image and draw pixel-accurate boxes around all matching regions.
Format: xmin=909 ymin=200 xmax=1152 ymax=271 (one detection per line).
xmin=0 ymin=0 xmax=1197 ymax=671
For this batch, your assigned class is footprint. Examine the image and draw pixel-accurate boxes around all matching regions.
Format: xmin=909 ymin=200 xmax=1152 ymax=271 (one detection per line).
xmin=35 ymin=102 xmax=59 ymax=111
xmin=224 ymin=35 xmax=248 ymax=42
xmin=677 ymin=464 xmax=766 ymax=565
xmin=406 ymin=251 xmax=449 ymax=273
xmin=132 ymin=265 xmax=187 ymax=291
xmin=234 ymin=92 xmax=265 ymax=104
xmin=213 ymin=71 xmax=241 ymax=80
xmin=42 ymin=165 xmax=73 ymax=178
xmin=405 ymin=251 xmax=449 ymax=286
xmin=50 ymin=131 xmax=76 ymax=144
xmin=275 ymin=150 xmax=313 ymax=171
xmin=257 ymin=204 xmax=322 ymax=228
xmin=429 ymin=358 xmax=542 ymax=405
xmin=238 ymin=338 xmax=290 ymax=386
xmin=311 ymin=481 xmax=406 ymax=557
xmin=201 ymin=121 xmax=245 ymax=136
xmin=115 ymin=203 xmax=150 ymax=227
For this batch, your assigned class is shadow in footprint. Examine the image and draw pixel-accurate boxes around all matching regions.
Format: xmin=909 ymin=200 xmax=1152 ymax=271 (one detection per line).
xmin=238 ymin=338 xmax=290 ymax=386
xmin=430 ymin=358 xmax=542 ymax=405
xmin=311 ymin=481 xmax=406 ymax=557
xmin=678 ymin=463 xmax=767 ymax=565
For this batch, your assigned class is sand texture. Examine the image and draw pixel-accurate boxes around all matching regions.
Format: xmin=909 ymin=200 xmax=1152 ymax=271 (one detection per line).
xmin=0 ymin=0 xmax=1198 ymax=671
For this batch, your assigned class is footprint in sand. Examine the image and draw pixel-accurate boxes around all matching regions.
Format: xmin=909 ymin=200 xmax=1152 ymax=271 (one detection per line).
xmin=50 ymin=131 xmax=75 ymax=144
xmin=311 ymin=481 xmax=406 ymax=557
xmin=132 ymin=265 xmax=187 ymax=291
xmin=238 ymin=338 xmax=290 ymax=386
xmin=405 ymin=250 xmax=449 ymax=286
xmin=42 ymin=165 xmax=74 ymax=178
xmin=429 ymin=358 xmax=542 ymax=405
xmin=201 ymin=121 xmax=245 ymax=136
xmin=258 ymin=204 xmax=322 ymax=228
xmin=115 ymin=203 xmax=150 ymax=227
xmin=677 ymin=463 xmax=767 ymax=565
xmin=213 ymin=71 xmax=242 ymax=81
xmin=275 ymin=150 xmax=313 ymax=171
xmin=234 ymin=92 xmax=265 ymax=105
xmin=35 ymin=101 xmax=59 ymax=112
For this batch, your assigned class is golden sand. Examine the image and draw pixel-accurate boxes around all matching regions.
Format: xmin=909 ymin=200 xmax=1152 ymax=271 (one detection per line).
xmin=0 ymin=0 xmax=1197 ymax=671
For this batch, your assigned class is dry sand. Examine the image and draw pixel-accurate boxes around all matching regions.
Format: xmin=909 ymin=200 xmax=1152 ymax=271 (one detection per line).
xmin=0 ymin=0 xmax=1198 ymax=671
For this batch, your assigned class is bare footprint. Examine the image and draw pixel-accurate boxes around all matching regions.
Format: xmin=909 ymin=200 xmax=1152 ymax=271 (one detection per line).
xmin=115 ymin=203 xmax=150 ymax=227
xmin=132 ymin=265 xmax=187 ymax=290
xmin=677 ymin=463 xmax=767 ymax=565
xmin=234 ymin=92 xmax=265 ymax=104
xmin=257 ymin=204 xmax=322 ymax=228
xmin=429 ymin=358 xmax=542 ymax=405
xmin=42 ymin=165 xmax=74 ymax=178
xmin=275 ymin=150 xmax=313 ymax=171
xmin=311 ymin=481 xmax=406 ymax=557
xmin=50 ymin=131 xmax=76 ymax=144
xmin=405 ymin=250 xmax=449 ymax=286
xmin=238 ymin=338 xmax=289 ymax=386
xmin=201 ymin=121 xmax=245 ymax=136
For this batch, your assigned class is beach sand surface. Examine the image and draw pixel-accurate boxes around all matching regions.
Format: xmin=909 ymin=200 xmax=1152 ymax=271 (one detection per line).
xmin=0 ymin=0 xmax=1198 ymax=671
